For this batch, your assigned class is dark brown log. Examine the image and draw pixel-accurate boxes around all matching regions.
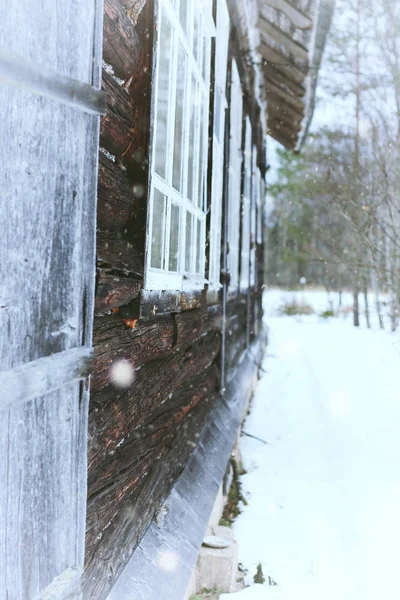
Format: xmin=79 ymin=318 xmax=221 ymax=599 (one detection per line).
xmin=174 ymin=306 xmax=209 ymax=349
xmin=87 ymin=366 xmax=219 ymax=504
xmin=101 ymin=70 xmax=134 ymax=159
xmin=103 ymin=0 xmax=141 ymax=81
xmin=97 ymin=152 xmax=134 ymax=231
xmin=95 ymin=271 xmax=142 ymax=313
xmin=178 ymin=290 xmax=205 ymax=311
xmin=97 ymin=230 xmax=143 ymax=276
xmin=92 ymin=313 xmax=175 ymax=391
xmin=84 ymin=381 xmax=217 ymax=599
xmin=88 ymin=331 xmax=221 ymax=474
xmin=139 ymin=290 xmax=179 ymax=319
xmin=92 ymin=304 xmax=222 ymax=393
xmin=119 ymin=0 xmax=146 ymax=25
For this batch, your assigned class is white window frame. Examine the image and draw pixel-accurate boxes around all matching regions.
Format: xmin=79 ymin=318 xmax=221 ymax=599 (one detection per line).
xmin=257 ymin=168 xmax=264 ymax=246
xmin=209 ymin=0 xmax=230 ymax=289
xmin=145 ymin=0 xmax=214 ymax=291
xmin=250 ymin=145 xmax=258 ymax=287
xmin=240 ymin=116 xmax=252 ymax=292
xmin=227 ymin=60 xmax=243 ymax=292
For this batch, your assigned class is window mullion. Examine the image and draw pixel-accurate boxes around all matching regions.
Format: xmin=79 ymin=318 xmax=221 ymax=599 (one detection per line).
xmin=167 ymin=26 xmax=179 ymax=186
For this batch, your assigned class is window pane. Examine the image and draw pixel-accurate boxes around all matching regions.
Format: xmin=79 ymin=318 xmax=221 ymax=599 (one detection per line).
xmin=169 ymin=202 xmax=180 ymax=272
xmin=202 ymin=34 xmax=208 ymax=80
xmin=172 ymin=43 xmax=187 ymax=193
xmin=196 ymin=218 xmax=202 ymax=274
xmin=185 ymin=212 xmax=193 ymax=272
xmin=193 ymin=15 xmax=199 ymax=62
xmin=151 ymin=189 xmax=166 ymax=269
xmin=187 ymin=75 xmax=198 ymax=204
xmin=155 ymin=11 xmax=172 ymax=179
xmin=179 ymin=0 xmax=189 ymax=35
xmin=214 ymin=87 xmax=222 ymax=143
xmin=198 ymin=100 xmax=206 ymax=210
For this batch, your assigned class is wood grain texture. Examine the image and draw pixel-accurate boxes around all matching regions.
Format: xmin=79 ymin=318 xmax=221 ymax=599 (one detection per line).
xmin=97 ymin=153 xmax=135 ymax=231
xmin=95 ymin=271 xmax=142 ymax=313
xmin=0 ymin=0 xmax=103 ymax=597
xmin=101 ymin=70 xmax=134 ymax=157
xmin=82 ymin=1 xmax=268 ymax=598
xmin=88 ymin=330 xmax=221 ymax=475
xmin=105 ymin=335 xmax=267 ymax=600
xmin=84 ymin=366 xmax=219 ymax=599
xmin=96 ymin=230 xmax=144 ymax=275
xmin=92 ymin=313 xmax=175 ymax=390
xmin=103 ymin=0 xmax=141 ymax=81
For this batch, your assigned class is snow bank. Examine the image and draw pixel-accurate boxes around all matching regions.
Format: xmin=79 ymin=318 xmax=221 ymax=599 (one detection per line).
xmin=219 ymin=584 xmax=283 ymax=599
xmin=232 ymin=293 xmax=400 ymax=600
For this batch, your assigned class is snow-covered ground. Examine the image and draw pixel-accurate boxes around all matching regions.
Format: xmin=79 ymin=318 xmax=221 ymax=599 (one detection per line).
xmin=221 ymin=289 xmax=400 ymax=600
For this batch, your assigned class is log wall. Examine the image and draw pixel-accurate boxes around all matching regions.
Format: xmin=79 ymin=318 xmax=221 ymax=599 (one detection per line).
xmin=84 ymin=1 xmax=266 ymax=597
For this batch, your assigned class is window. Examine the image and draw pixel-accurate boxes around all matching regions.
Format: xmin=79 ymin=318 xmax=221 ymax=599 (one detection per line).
xmin=227 ymin=60 xmax=243 ymax=292
xmin=250 ymin=145 xmax=257 ymax=287
xmin=240 ymin=116 xmax=252 ymax=292
xmin=209 ymin=0 xmax=230 ymax=288
xmin=146 ymin=0 xmax=213 ymax=290
xmin=257 ymin=168 xmax=264 ymax=247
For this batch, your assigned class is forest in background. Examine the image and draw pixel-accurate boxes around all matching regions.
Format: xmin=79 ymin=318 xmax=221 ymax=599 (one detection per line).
xmin=265 ymin=0 xmax=400 ymax=330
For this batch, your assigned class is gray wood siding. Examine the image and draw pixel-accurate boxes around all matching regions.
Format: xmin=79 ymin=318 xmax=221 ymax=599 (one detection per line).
xmin=0 ymin=1 xmax=104 ymax=598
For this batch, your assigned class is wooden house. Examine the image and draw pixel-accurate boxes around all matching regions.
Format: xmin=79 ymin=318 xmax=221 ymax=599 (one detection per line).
xmin=0 ymin=0 xmax=333 ymax=598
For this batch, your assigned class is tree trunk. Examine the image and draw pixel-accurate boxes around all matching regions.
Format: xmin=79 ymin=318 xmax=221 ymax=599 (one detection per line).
xmin=363 ymin=286 xmax=370 ymax=329
xmin=353 ymin=289 xmax=360 ymax=327
xmin=371 ymin=262 xmax=384 ymax=330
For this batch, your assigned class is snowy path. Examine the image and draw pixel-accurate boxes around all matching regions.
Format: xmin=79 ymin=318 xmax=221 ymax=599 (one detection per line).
xmin=232 ymin=314 xmax=400 ymax=600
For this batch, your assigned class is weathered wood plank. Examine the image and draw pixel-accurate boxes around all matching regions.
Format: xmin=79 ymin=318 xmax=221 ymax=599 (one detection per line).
xmin=265 ymin=78 xmax=305 ymax=112
xmin=0 ymin=0 xmax=102 ymax=83
xmin=0 ymin=347 xmax=93 ymax=409
xmin=87 ymin=365 xmax=218 ymax=513
xmin=269 ymin=116 xmax=301 ymax=137
xmin=259 ymin=40 xmax=307 ymax=84
xmin=268 ymin=99 xmax=303 ymax=128
xmin=92 ymin=314 xmax=175 ymax=390
xmin=103 ymin=0 xmax=141 ymax=81
xmin=139 ymin=290 xmax=179 ymax=318
xmin=263 ymin=64 xmax=306 ymax=98
xmin=101 ymin=69 xmax=134 ymax=157
xmin=0 ymin=51 xmax=106 ymax=115
xmin=88 ymin=332 xmax=221 ymax=474
xmin=103 ymin=334 xmax=266 ymax=600
xmin=95 ymin=271 xmax=142 ymax=313
xmin=96 ymin=230 xmax=144 ymax=276
xmin=92 ymin=303 xmax=222 ymax=390
xmin=175 ymin=306 xmax=209 ymax=349
xmin=84 ymin=368 xmax=219 ymax=599
xmin=0 ymin=0 xmax=103 ymax=596
xmin=257 ymin=16 xmax=308 ymax=61
xmin=97 ymin=152 xmax=134 ymax=230
xmin=268 ymin=127 xmax=297 ymax=149
xmin=261 ymin=0 xmax=313 ymax=30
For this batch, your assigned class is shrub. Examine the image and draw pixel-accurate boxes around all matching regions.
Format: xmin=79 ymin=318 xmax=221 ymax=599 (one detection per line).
xmin=320 ymin=309 xmax=335 ymax=318
xmin=279 ymin=299 xmax=314 ymax=316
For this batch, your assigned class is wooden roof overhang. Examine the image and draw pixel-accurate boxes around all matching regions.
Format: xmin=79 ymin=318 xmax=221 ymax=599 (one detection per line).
xmin=256 ymin=0 xmax=335 ymax=150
